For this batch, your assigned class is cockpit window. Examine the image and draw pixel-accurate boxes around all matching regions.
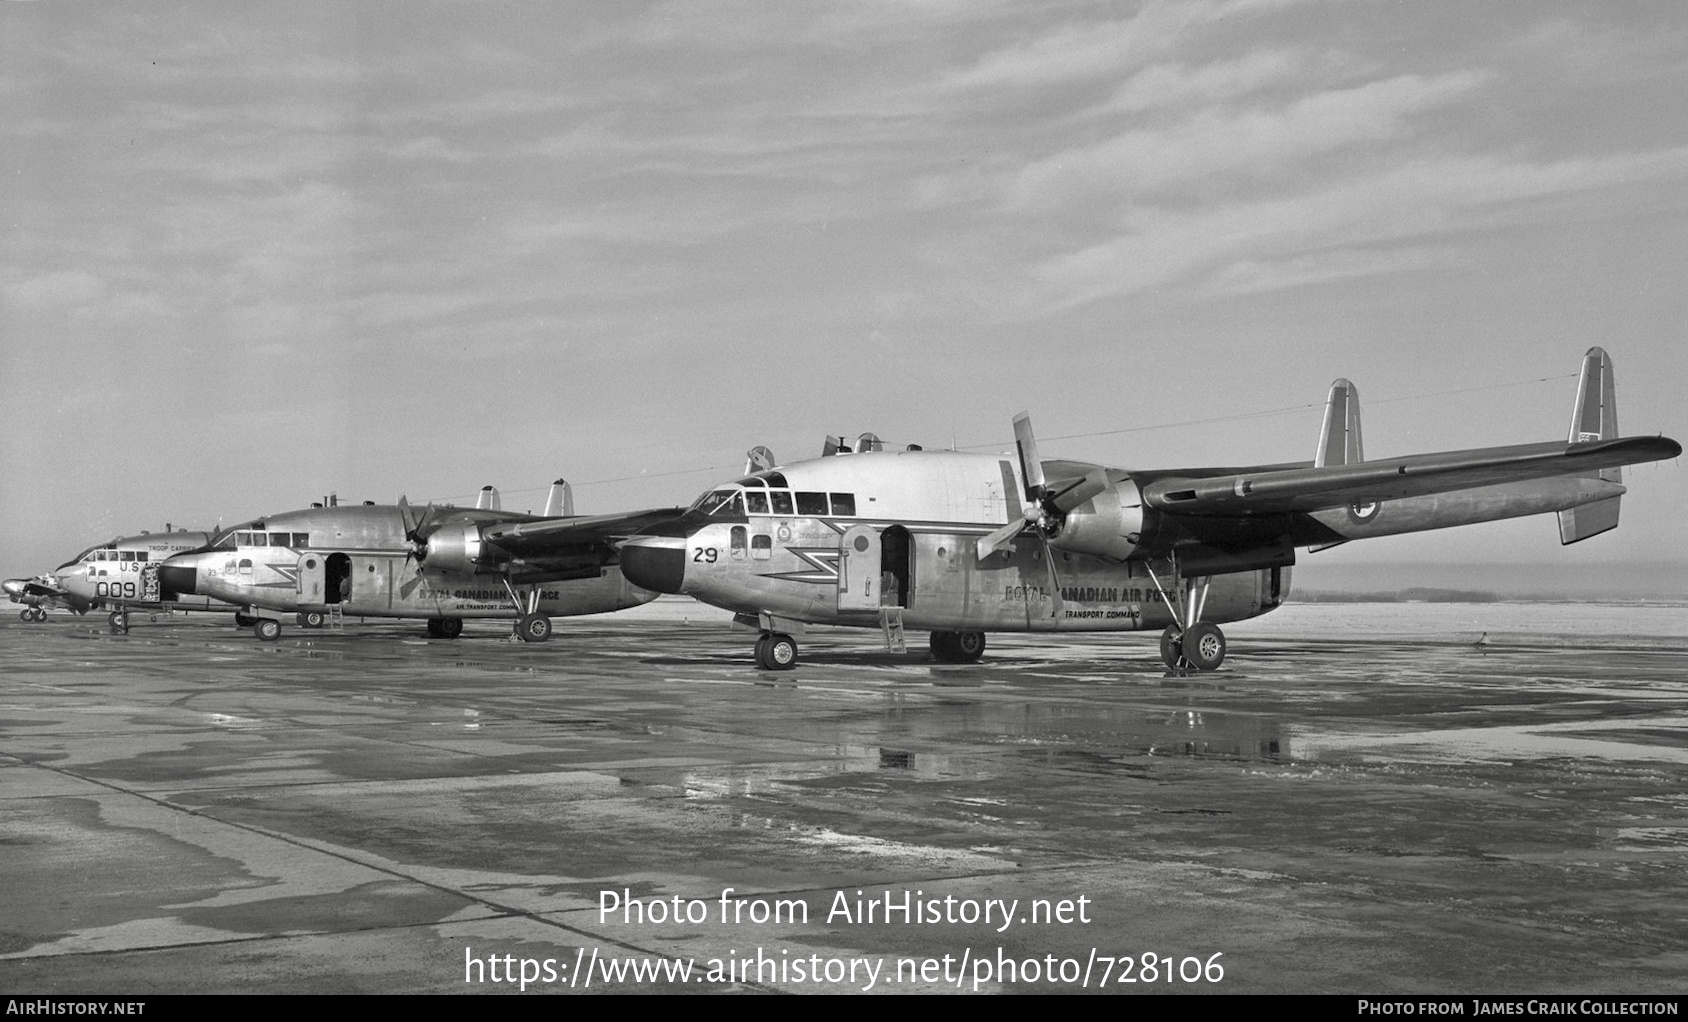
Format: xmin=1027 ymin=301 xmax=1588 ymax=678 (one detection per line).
xmin=691 ymin=489 xmax=744 ymax=517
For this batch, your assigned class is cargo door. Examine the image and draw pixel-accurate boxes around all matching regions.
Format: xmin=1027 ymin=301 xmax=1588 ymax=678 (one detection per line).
xmin=836 ymin=524 xmax=881 ymax=612
xmin=297 ymin=554 xmax=326 ymax=604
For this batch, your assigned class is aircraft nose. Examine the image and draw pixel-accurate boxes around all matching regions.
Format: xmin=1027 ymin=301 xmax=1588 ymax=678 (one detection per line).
xmin=157 ymin=563 xmax=199 ymax=597
xmin=619 ymin=537 xmax=687 ymax=594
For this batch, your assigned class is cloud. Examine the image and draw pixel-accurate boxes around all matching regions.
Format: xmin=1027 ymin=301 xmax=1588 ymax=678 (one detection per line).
xmin=1023 ymin=146 xmax=1688 ymax=311
xmin=1005 ymin=71 xmax=1488 ymax=210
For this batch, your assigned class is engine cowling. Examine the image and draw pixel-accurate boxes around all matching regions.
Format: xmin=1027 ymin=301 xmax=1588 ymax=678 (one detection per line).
xmin=422 ymin=521 xmax=505 ymax=575
xmin=1044 ymin=478 xmax=1145 ymax=562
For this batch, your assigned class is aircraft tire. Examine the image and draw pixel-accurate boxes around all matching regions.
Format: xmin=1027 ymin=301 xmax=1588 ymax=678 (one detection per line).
xmin=1180 ymin=622 xmax=1226 ymax=671
xmin=1159 ymin=625 xmax=1183 ymax=670
xmin=439 ymin=617 xmax=463 ymax=639
xmin=19 ymin=609 xmax=31 ymax=623
xmin=929 ymin=630 xmax=986 ymax=663
xmin=753 ymin=634 xmax=772 ymax=668
xmin=109 ymin=611 xmax=127 ymax=630
xmin=765 ymin=633 xmax=798 ymax=671
xmin=518 ymin=614 xmax=552 ymax=643
xmin=426 ymin=619 xmax=443 ymax=638
xmin=255 ymin=619 xmax=281 ymax=642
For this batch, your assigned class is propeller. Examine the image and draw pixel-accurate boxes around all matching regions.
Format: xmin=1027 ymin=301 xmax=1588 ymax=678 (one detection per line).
xmin=398 ymin=496 xmax=444 ymax=598
xmin=974 ymin=413 xmax=1112 ymax=620
xmin=975 ymin=413 xmax=1110 ymax=560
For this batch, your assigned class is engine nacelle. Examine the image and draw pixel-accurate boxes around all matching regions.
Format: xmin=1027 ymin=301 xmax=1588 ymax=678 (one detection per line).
xmin=422 ymin=521 xmax=505 ymax=575
xmin=1046 ymin=478 xmax=1145 ymax=562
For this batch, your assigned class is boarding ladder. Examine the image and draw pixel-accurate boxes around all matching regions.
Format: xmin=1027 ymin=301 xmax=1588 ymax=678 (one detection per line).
xmin=326 ymin=603 xmax=345 ymax=631
xmin=879 ymin=607 xmax=907 ymax=654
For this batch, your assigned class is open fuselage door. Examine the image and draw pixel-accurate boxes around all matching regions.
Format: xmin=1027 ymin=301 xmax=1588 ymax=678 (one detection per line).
xmin=836 ymin=524 xmax=882 ymax=612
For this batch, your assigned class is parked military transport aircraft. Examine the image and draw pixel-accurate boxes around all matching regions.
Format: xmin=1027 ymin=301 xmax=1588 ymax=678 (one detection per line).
xmin=4 ymin=574 xmax=88 ymax=621
xmin=19 ymin=527 xmax=234 ymax=630
xmin=156 ymin=480 xmax=683 ymax=641
xmin=615 ymin=348 xmax=1680 ymax=672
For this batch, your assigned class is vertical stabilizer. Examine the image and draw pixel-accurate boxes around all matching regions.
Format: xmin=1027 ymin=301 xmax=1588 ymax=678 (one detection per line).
xmin=1568 ymin=347 xmax=1620 ymax=480
xmin=1310 ymin=379 xmax=1362 ymax=553
xmin=1560 ymin=347 xmax=1622 ymax=543
xmin=477 ymin=485 xmax=501 ymax=511
xmin=1315 ymin=379 xmax=1363 ymax=468
xmin=542 ymin=479 xmax=575 ymax=517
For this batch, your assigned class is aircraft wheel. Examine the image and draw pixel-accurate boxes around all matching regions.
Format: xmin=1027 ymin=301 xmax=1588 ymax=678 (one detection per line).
xmin=255 ymin=618 xmax=281 ymax=642
xmin=753 ymin=634 xmax=772 ymax=666
xmin=1159 ymin=625 xmax=1183 ymax=670
xmin=426 ymin=619 xmax=444 ymax=638
xmin=19 ymin=609 xmax=32 ymax=623
xmin=518 ymin=614 xmax=552 ymax=643
xmin=929 ymin=630 xmax=986 ymax=663
xmin=439 ymin=617 xmax=463 ymax=639
xmin=1180 ymin=622 xmax=1226 ymax=671
xmin=109 ymin=610 xmax=127 ymax=629
xmin=760 ymin=633 xmax=798 ymax=671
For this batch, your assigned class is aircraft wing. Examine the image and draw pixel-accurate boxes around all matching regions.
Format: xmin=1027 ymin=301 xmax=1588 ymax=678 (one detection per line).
xmin=478 ymin=507 xmax=688 ymax=552
xmin=1143 ymin=436 xmax=1680 ymax=516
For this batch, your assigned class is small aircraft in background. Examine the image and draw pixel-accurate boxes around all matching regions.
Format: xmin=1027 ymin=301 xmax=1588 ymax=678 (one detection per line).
xmin=617 ymin=348 xmax=1680 ymax=672
xmin=4 ymin=574 xmax=90 ymax=622
xmin=157 ymin=480 xmax=686 ymax=641
xmin=25 ymin=527 xmax=235 ymax=630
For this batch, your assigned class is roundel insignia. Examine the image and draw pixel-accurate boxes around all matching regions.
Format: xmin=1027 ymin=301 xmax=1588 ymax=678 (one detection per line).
xmin=1348 ymin=501 xmax=1381 ymax=524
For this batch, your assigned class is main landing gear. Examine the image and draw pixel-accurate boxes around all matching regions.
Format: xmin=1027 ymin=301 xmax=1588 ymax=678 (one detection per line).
xmin=1146 ymin=558 xmax=1227 ymax=672
xmin=426 ymin=617 xmax=464 ymax=639
xmin=500 ymin=582 xmax=551 ymax=642
xmin=754 ymin=632 xmax=798 ymax=671
xmin=930 ymin=630 xmax=987 ymax=663
xmin=19 ymin=607 xmax=48 ymax=623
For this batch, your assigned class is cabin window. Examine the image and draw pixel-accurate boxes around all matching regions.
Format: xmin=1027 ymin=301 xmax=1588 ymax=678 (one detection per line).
xmin=796 ymin=491 xmax=828 ymax=515
xmin=769 ymin=491 xmax=794 ymax=515
xmin=751 ymin=534 xmax=772 ymax=560
xmin=134 ymin=552 xmax=148 ymax=563
xmin=238 ymin=558 xmax=253 ymax=576
xmin=730 ymin=526 xmax=747 ymax=559
xmin=831 ymin=493 xmax=856 ymax=516
xmin=294 ymin=532 xmax=311 ymax=548
xmin=765 ymin=472 xmax=788 ymax=488
xmin=744 ymin=491 xmax=770 ymax=514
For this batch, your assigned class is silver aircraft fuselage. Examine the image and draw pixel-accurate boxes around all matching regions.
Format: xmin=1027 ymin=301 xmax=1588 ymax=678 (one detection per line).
xmin=160 ymin=504 xmax=656 ymax=622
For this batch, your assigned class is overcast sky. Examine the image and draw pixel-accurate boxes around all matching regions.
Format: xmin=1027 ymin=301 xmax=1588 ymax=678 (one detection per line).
xmin=3 ymin=1 xmax=1684 ymax=587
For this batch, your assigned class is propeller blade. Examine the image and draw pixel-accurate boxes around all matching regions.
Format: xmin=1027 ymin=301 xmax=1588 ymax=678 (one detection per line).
xmin=1048 ymin=468 xmax=1109 ymax=514
xmin=1039 ymin=537 xmax=1065 ymax=620
xmin=1012 ymin=412 xmax=1045 ymax=500
xmin=976 ymin=514 xmax=1030 ymax=561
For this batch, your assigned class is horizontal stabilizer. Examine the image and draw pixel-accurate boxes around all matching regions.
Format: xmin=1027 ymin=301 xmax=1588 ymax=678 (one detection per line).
xmin=1558 ymin=495 xmax=1621 ymax=544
